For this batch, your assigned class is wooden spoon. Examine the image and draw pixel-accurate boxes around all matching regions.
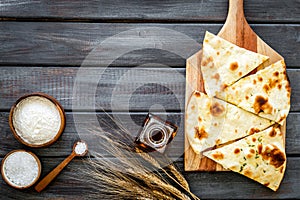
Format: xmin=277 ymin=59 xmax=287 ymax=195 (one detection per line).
xmin=34 ymin=140 xmax=88 ymax=192
xmin=184 ymin=0 xmax=284 ymax=171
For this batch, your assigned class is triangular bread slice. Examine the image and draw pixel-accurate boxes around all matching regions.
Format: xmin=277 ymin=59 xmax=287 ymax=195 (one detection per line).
xmin=186 ymin=91 xmax=274 ymax=154
xmin=216 ymin=60 xmax=291 ymax=125
xmin=203 ymin=126 xmax=286 ymax=191
xmin=201 ymin=31 xmax=269 ymax=97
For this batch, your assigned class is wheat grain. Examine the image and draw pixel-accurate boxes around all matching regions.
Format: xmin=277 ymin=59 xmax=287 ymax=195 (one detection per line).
xmin=168 ymin=163 xmax=190 ymax=191
xmin=153 ymin=190 xmax=176 ymax=200
xmin=137 ymin=172 xmax=188 ymax=200
xmin=73 ymin=114 xmax=200 ymax=200
xmin=134 ymin=147 xmax=200 ymax=199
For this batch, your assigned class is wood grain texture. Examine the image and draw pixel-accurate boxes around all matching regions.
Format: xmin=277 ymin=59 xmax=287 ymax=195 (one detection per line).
xmin=0 ymin=0 xmax=299 ymax=23
xmin=0 ymin=22 xmax=299 ymax=66
xmin=184 ymin=0 xmax=287 ymax=171
xmin=0 ymin=112 xmax=299 ymax=157
xmin=0 ymin=157 xmax=300 ymax=199
xmin=218 ymin=0 xmax=283 ymax=66
xmin=0 ymin=67 xmax=299 ymax=112
xmin=0 ymin=112 xmax=185 ymax=158
xmin=0 ymin=0 xmax=299 ymax=199
xmin=34 ymin=151 xmax=77 ymax=193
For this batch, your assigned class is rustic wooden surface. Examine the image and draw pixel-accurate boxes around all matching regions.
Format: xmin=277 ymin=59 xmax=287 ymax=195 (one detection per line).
xmin=0 ymin=0 xmax=299 ymax=199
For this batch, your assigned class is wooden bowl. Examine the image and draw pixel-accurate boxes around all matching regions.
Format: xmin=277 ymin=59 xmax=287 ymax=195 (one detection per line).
xmin=1 ymin=150 xmax=42 ymax=189
xmin=9 ymin=93 xmax=66 ymax=148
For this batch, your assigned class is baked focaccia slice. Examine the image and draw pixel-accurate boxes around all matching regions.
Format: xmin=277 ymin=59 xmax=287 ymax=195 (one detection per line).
xmin=201 ymin=31 xmax=269 ymax=97
xmin=216 ymin=60 xmax=291 ymax=125
xmin=203 ymin=126 xmax=286 ymax=191
xmin=186 ymin=91 xmax=274 ymax=154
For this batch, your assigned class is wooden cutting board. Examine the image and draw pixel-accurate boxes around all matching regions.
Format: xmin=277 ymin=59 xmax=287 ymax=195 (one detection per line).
xmin=184 ymin=0 xmax=285 ymax=171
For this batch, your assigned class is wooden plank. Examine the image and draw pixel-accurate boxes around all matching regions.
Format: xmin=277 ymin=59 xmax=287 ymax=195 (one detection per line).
xmin=0 ymin=112 xmax=184 ymax=158
xmin=287 ymin=69 xmax=300 ymax=111
xmin=0 ymin=112 xmax=299 ymax=157
xmin=0 ymin=67 xmax=186 ymax=111
xmin=0 ymin=67 xmax=299 ymax=112
xmin=0 ymin=0 xmax=299 ymax=23
xmin=0 ymin=157 xmax=299 ymax=199
xmin=0 ymin=1 xmax=298 ymax=199
xmin=0 ymin=158 xmax=91 ymax=200
xmin=0 ymin=23 xmax=299 ymax=66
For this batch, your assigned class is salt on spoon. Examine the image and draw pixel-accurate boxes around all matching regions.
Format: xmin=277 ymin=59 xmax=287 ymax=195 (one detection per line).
xmin=34 ymin=140 xmax=88 ymax=192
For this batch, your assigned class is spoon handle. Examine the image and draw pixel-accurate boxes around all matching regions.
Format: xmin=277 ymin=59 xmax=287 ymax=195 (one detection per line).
xmin=35 ymin=152 xmax=76 ymax=192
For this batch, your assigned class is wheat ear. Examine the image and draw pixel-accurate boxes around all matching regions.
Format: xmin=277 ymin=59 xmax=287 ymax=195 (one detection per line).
xmin=168 ymin=163 xmax=190 ymax=191
xmin=152 ymin=190 xmax=176 ymax=200
xmin=134 ymin=148 xmax=200 ymax=200
xmin=137 ymin=172 xmax=189 ymax=200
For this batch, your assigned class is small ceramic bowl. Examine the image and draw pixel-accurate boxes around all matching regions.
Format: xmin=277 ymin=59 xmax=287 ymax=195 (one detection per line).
xmin=1 ymin=150 xmax=42 ymax=189
xmin=9 ymin=93 xmax=66 ymax=148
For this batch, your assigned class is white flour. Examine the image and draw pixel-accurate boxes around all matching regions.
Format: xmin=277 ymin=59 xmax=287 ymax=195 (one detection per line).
xmin=75 ymin=141 xmax=87 ymax=155
xmin=13 ymin=96 xmax=61 ymax=145
xmin=3 ymin=151 xmax=39 ymax=187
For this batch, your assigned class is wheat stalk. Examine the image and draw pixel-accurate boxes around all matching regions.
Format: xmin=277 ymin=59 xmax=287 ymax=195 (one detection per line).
xmin=135 ymin=147 xmax=189 ymax=190
xmin=134 ymin=147 xmax=200 ymax=200
xmin=82 ymin=152 xmax=190 ymax=199
xmin=82 ymin=158 xmax=154 ymax=199
xmin=134 ymin=170 xmax=188 ymax=200
xmin=168 ymin=163 xmax=190 ymax=191
xmin=152 ymin=190 xmax=176 ymax=200
xmin=74 ymin=114 xmax=200 ymax=200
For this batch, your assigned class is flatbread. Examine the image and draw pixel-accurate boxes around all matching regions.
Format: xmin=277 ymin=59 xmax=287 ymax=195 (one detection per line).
xmin=216 ymin=60 xmax=291 ymax=125
xmin=186 ymin=91 xmax=274 ymax=154
xmin=201 ymin=31 xmax=269 ymax=97
xmin=203 ymin=126 xmax=286 ymax=191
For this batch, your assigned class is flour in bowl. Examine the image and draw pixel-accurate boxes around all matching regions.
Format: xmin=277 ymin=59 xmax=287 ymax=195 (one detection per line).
xmin=12 ymin=96 xmax=62 ymax=145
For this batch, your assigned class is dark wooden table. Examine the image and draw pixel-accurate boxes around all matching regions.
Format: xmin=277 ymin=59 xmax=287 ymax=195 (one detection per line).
xmin=0 ymin=0 xmax=299 ymax=199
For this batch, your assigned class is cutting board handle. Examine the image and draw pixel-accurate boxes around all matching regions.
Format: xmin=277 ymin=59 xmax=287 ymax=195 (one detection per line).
xmin=218 ymin=0 xmax=257 ymax=52
xmin=225 ymin=0 xmax=245 ymax=25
